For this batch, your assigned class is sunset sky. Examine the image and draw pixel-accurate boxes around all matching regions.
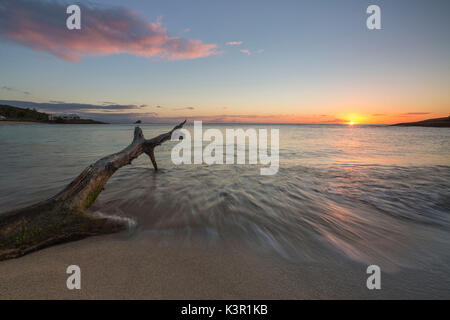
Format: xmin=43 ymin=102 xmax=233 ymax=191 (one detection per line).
xmin=0 ymin=0 xmax=449 ymax=124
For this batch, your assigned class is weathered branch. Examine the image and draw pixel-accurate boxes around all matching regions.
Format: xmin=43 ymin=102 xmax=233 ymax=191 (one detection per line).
xmin=0 ymin=121 xmax=186 ymax=261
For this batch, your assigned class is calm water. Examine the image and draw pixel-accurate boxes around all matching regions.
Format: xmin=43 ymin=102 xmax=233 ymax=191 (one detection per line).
xmin=1 ymin=124 xmax=449 ymax=279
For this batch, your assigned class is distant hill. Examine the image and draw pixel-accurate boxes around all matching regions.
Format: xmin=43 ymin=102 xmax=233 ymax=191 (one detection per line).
xmin=391 ymin=116 xmax=450 ymax=128
xmin=0 ymin=104 xmax=107 ymax=124
xmin=0 ymin=104 xmax=49 ymax=121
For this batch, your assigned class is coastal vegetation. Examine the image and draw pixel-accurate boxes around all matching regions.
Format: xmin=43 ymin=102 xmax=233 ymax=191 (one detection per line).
xmin=391 ymin=116 xmax=450 ymax=127
xmin=0 ymin=104 xmax=106 ymax=124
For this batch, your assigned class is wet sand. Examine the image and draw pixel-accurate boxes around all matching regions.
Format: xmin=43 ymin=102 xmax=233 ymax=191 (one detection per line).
xmin=0 ymin=231 xmax=446 ymax=299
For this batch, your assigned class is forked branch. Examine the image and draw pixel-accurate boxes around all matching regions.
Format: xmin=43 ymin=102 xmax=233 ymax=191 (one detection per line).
xmin=0 ymin=121 xmax=186 ymax=261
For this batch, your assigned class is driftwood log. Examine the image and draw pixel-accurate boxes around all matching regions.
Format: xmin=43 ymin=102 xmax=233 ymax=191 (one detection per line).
xmin=0 ymin=121 xmax=186 ymax=261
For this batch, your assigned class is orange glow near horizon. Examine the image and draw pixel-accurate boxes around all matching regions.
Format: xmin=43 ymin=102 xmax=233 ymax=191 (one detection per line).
xmin=86 ymin=108 xmax=447 ymax=124
xmin=60 ymin=102 xmax=447 ymax=124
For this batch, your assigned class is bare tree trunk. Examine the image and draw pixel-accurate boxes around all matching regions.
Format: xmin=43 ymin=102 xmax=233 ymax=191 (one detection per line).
xmin=0 ymin=121 xmax=186 ymax=261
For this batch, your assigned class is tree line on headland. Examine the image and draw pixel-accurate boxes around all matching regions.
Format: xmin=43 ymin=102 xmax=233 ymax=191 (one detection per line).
xmin=0 ymin=104 xmax=106 ymax=124
xmin=391 ymin=116 xmax=450 ymax=128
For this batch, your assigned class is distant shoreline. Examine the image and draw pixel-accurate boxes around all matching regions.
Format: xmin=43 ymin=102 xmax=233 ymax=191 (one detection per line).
xmin=0 ymin=104 xmax=108 ymax=124
xmin=0 ymin=121 xmax=43 ymax=125
xmin=391 ymin=116 xmax=450 ymax=128
xmin=0 ymin=120 xmax=108 ymax=124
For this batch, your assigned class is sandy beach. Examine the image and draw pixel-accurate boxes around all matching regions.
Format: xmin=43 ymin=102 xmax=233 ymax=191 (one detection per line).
xmin=0 ymin=232 xmax=342 ymax=299
xmin=1 ymin=229 xmax=447 ymax=299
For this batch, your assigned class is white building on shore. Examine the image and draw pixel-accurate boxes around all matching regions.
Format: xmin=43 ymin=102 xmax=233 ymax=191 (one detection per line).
xmin=48 ymin=113 xmax=80 ymax=120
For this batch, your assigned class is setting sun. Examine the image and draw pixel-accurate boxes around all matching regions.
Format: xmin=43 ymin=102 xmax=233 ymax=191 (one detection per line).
xmin=348 ymin=121 xmax=355 ymax=125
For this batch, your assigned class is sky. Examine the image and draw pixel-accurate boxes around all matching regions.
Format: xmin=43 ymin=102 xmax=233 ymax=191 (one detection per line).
xmin=0 ymin=0 xmax=449 ymax=124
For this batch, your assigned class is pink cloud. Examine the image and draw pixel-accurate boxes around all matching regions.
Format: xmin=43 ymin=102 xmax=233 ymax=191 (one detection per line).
xmin=226 ymin=41 xmax=243 ymax=46
xmin=0 ymin=0 xmax=218 ymax=62
xmin=240 ymin=49 xmax=251 ymax=55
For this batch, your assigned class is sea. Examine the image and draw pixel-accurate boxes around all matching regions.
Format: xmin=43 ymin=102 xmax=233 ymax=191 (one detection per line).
xmin=0 ymin=123 xmax=449 ymax=296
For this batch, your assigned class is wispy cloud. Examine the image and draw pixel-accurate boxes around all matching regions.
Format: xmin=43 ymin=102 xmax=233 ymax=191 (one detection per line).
xmin=137 ymin=114 xmax=347 ymax=124
xmin=2 ymin=86 xmax=31 ymax=95
xmin=239 ymin=49 xmax=264 ymax=55
xmin=172 ymin=106 xmax=195 ymax=111
xmin=320 ymin=118 xmax=345 ymax=123
xmin=401 ymin=112 xmax=431 ymax=115
xmin=0 ymin=100 xmax=348 ymax=124
xmin=79 ymin=112 xmax=158 ymax=123
xmin=226 ymin=41 xmax=243 ymax=46
xmin=0 ymin=0 xmax=218 ymax=62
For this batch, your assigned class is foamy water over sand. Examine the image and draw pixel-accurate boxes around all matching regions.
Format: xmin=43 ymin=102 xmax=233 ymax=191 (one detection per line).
xmin=1 ymin=123 xmax=449 ymax=297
